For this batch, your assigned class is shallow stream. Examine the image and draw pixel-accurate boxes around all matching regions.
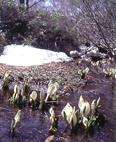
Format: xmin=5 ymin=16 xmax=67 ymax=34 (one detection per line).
xmin=0 ymin=71 xmax=116 ymax=142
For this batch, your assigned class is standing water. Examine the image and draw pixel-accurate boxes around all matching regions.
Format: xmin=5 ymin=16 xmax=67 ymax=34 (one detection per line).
xmin=0 ymin=67 xmax=116 ymax=142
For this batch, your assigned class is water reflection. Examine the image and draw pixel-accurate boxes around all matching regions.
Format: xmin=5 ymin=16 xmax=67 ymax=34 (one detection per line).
xmin=29 ymin=109 xmax=36 ymax=118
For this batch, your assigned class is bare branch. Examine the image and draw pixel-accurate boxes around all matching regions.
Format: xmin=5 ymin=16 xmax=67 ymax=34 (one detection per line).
xmin=28 ymin=0 xmax=45 ymax=9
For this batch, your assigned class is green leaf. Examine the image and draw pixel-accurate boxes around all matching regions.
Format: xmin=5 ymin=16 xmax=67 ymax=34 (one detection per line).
xmin=95 ymin=105 xmax=101 ymax=109
xmin=88 ymin=120 xmax=92 ymax=128
xmin=23 ymin=96 xmax=26 ymax=102
xmin=56 ymin=95 xmax=59 ymax=99
xmin=82 ymin=70 xmax=86 ymax=75
xmin=49 ymin=125 xmax=53 ymax=131
xmin=55 ymin=26 xmax=59 ymax=31
xmin=92 ymin=121 xmax=95 ymax=126
xmin=88 ymin=122 xmax=91 ymax=128
xmin=10 ymin=101 xmax=13 ymax=105
xmin=83 ymin=106 xmax=86 ymax=115
xmin=63 ymin=111 xmax=69 ymax=125
xmin=55 ymin=118 xmax=57 ymax=121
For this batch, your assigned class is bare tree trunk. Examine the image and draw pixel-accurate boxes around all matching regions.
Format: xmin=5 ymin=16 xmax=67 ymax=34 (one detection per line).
xmin=26 ymin=0 xmax=29 ymax=10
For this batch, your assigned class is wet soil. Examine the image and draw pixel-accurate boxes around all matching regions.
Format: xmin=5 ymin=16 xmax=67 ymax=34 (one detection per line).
xmin=0 ymin=59 xmax=116 ymax=142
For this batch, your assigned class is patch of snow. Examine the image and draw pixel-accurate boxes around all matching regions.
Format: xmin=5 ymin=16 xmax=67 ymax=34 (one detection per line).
xmin=0 ymin=45 xmax=72 ymax=66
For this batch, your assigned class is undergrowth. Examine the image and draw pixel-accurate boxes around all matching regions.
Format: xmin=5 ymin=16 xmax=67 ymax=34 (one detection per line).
xmin=0 ymin=0 xmax=115 ymax=58
xmin=0 ymin=0 xmax=80 ymax=55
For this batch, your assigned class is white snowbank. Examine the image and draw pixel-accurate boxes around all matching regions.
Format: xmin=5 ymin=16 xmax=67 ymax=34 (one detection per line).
xmin=0 ymin=45 xmax=72 ymax=66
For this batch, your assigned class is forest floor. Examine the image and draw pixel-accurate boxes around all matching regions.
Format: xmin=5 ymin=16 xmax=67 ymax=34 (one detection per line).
xmin=0 ymin=51 xmax=115 ymax=94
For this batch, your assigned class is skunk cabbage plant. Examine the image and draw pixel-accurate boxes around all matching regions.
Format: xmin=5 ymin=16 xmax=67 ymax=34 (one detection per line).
xmin=91 ymin=97 xmax=100 ymax=115
xmin=30 ymin=91 xmax=37 ymax=102
xmin=24 ymin=77 xmax=32 ymax=92
xmin=30 ymin=90 xmax=37 ymax=107
xmin=39 ymin=88 xmax=45 ymax=109
xmin=45 ymin=81 xmax=59 ymax=103
xmin=61 ymin=103 xmax=79 ymax=129
xmin=49 ymin=107 xmax=56 ymax=131
xmin=49 ymin=107 xmax=55 ymax=126
xmin=61 ymin=103 xmax=72 ymax=125
xmin=3 ymin=72 xmax=9 ymax=82
xmin=20 ymin=88 xmax=26 ymax=102
xmin=12 ymin=85 xmax=20 ymax=102
xmin=10 ymin=110 xmax=21 ymax=134
xmin=2 ymin=72 xmax=9 ymax=89
xmin=14 ymin=110 xmax=21 ymax=128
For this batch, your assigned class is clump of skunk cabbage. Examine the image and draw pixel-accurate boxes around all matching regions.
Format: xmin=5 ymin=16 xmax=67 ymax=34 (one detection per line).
xmin=61 ymin=95 xmax=104 ymax=132
xmin=45 ymin=80 xmax=59 ymax=104
xmin=29 ymin=90 xmax=37 ymax=107
xmin=103 ymin=68 xmax=116 ymax=78
xmin=10 ymin=85 xmax=26 ymax=105
xmin=2 ymin=72 xmax=9 ymax=89
xmin=78 ymin=95 xmax=101 ymax=129
xmin=24 ymin=77 xmax=32 ymax=92
xmin=9 ymin=110 xmax=21 ymax=134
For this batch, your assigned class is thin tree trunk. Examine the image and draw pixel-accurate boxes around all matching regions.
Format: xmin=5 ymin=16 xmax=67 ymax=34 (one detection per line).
xmin=26 ymin=0 xmax=29 ymax=10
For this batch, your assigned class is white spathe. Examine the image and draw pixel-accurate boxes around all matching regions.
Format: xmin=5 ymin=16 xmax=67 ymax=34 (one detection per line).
xmin=61 ymin=103 xmax=73 ymax=124
xmin=12 ymin=85 xmax=20 ymax=102
xmin=91 ymin=99 xmax=96 ymax=115
xmin=69 ymin=107 xmax=78 ymax=129
xmin=14 ymin=85 xmax=20 ymax=94
xmin=3 ymin=72 xmax=9 ymax=82
xmin=0 ymin=44 xmax=72 ymax=66
xmin=14 ymin=110 xmax=21 ymax=128
xmin=78 ymin=95 xmax=90 ymax=117
xmin=91 ymin=97 xmax=100 ymax=115
xmin=45 ymin=81 xmax=59 ymax=103
xmin=39 ymin=87 xmax=45 ymax=109
xmin=30 ymin=90 xmax=37 ymax=102
xmin=49 ymin=107 xmax=55 ymax=126
xmin=82 ymin=116 xmax=88 ymax=127
xmin=61 ymin=103 xmax=78 ymax=128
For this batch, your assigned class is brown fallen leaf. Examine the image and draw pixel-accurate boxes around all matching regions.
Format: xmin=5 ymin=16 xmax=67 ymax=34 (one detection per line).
xmin=0 ymin=107 xmax=8 ymax=110
xmin=44 ymin=135 xmax=54 ymax=142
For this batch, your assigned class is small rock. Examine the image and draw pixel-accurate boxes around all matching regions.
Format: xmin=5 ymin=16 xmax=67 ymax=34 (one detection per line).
xmin=70 ymin=50 xmax=81 ymax=59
